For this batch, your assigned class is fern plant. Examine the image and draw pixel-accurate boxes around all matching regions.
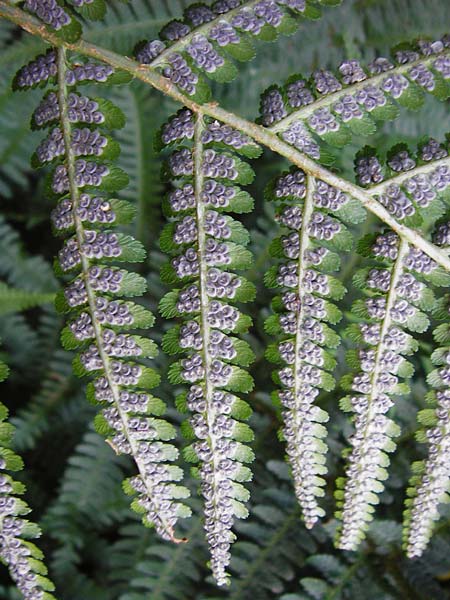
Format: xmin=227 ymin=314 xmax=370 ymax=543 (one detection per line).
xmin=1 ymin=0 xmax=450 ymax=596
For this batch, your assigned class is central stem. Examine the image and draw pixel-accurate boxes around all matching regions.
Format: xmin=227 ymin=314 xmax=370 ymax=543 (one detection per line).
xmin=193 ymin=112 xmax=221 ymax=510
xmin=294 ymin=175 xmax=314 ymax=405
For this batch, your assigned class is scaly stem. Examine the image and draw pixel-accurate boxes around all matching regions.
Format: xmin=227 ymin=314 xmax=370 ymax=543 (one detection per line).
xmin=1 ymin=2 xmax=449 ymax=271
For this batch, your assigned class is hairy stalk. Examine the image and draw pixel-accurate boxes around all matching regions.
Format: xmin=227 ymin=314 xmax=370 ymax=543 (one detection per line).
xmin=56 ymin=47 xmax=182 ymax=543
xmin=1 ymin=2 xmax=450 ymax=271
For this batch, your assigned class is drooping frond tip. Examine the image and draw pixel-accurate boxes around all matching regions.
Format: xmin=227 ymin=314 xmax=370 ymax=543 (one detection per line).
xmin=335 ymin=223 xmax=446 ymax=550
xmin=403 ymin=220 xmax=450 ymax=558
xmin=0 ymin=352 xmax=56 ymax=599
xmin=264 ymin=167 xmax=365 ymax=528
xmin=159 ymin=108 xmax=258 ymax=585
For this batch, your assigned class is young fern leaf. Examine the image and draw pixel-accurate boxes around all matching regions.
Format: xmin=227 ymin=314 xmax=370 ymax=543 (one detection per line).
xmin=264 ymin=169 xmax=365 ymax=527
xmin=159 ymin=109 xmax=258 ymax=585
xmin=14 ymin=44 xmax=191 ymax=542
xmin=135 ymin=0 xmax=339 ymax=102
xmin=259 ymin=36 xmax=449 ymax=158
xmin=0 ymin=351 xmax=56 ymax=600
xmin=403 ymin=221 xmax=450 ymax=557
xmin=335 ymin=228 xmax=441 ymax=551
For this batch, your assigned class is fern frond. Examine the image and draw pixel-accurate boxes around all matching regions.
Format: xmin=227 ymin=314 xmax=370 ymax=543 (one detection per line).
xmin=335 ymin=228 xmax=440 ymax=551
xmin=403 ymin=224 xmax=450 ymax=557
xmin=0 ymin=347 xmax=56 ymax=599
xmin=14 ymin=44 xmax=191 ymax=542
xmin=135 ymin=0 xmax=340 ymax=102
xmin=264 ymin=168 xmax=365 ymax=528
xmin=357 ymin=137 xmax=450 ymax=230
xmin=260 ymin=36 xmax=450 ymax=155
xmin=159 ymin=109 xmax=258 ymax=585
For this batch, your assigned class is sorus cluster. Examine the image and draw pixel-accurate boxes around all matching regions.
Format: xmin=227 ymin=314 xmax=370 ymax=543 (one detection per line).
xmin=33 ymin=92 xmax=106 ymax=128
xmin=51 ymin=194 xmax=116 ymax=231
xmin=36 ymin=126 xmax=107 ymax=163
xmin=24 ymin=0 xmax=70 ymax=30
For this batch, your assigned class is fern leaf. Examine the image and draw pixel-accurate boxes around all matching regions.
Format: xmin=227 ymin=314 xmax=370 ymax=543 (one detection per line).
xmin=159 ymin=109 xmax=258 ymax=585
xmin=0 ymin=346 xmax=56 ymax=599
xmin=335 ymin=228 xmax=439 ymax=550
xmin=403 ymin=221 xmax=450 ymax=557
xmin=260 ymin=36 xmax=450 ymax=158
xmin=14 ymin=45 xmax=192 ymax=543
xmin=135 ymin=0 xmax=341 ymax=101
xmin=264 ymin=168 xmax=365 ymax=528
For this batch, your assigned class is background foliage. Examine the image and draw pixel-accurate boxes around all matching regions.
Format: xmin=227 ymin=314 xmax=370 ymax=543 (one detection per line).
xmin=1 ymin=0 xmax=450 ymax=597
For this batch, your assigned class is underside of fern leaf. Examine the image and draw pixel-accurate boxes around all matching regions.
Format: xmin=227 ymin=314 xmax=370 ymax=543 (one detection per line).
xmin=135 ymin=0 xmax=340 ymax=102
xmin=15 ymin=45 xmax=191 ymax=543
xmin=159 ymin=108 xmax=258 ymax=585
xmin=403 ymin=226 xmax=450 ymax=557
xmin=335 ymin=228 xmax=442 ymax=550
xmin=4 ymin=0 xmax=450 ymax=592
xmin=0 ymin=352 xmax=56 ymax=599
xmin=259 ymin=36 xmax=450 ymax=161
xmin=264 ymin=168 xmax=365 ymax=527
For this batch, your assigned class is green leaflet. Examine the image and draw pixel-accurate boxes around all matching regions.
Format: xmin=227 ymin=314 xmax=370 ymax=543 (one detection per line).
xmin=15 ymin=43 xmax=192 ymax=547
xmin=262 ymin=39 xmax=450 ymax=162
xmin=0 ymin=346 xmax=56 ymax=598
xmin=263 ymin=169 xmax=358 ymax=529
xmin=159 ymin=109 xmax=256 ymax=585
xmin=136 ymin=0 xmax=342 ymax=102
